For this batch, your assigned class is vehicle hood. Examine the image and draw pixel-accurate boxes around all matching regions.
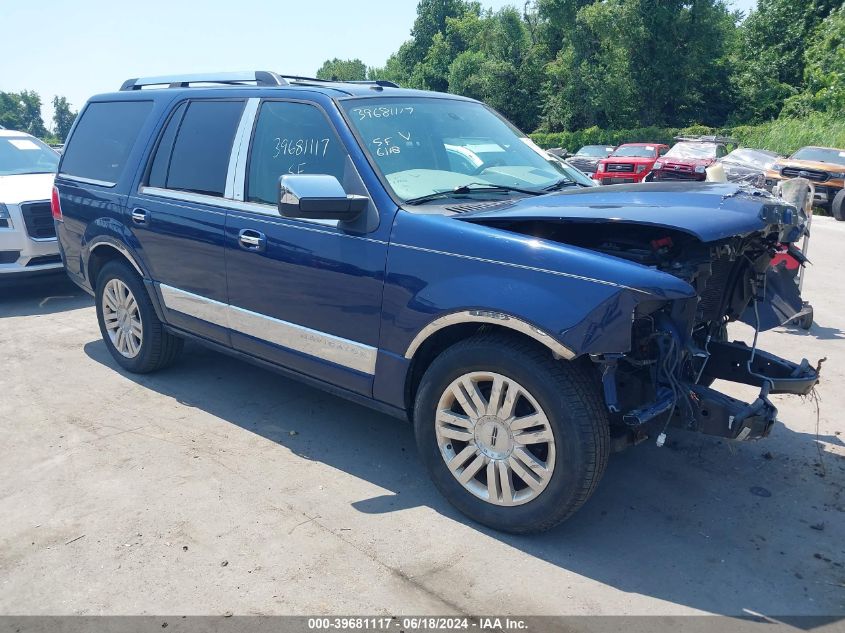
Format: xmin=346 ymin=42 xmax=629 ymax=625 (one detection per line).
xmin=603 ymin=156 xmax=655 ymax=164
xmin=459 ymin=182 xmax=799 ymax=242
xmin=658 ymin=156 xmax=714 ymax=167
xmin=772 ymin=158 xmax=845 ymax=172
xmin=0 ymin=173 xmax=55 ymax=204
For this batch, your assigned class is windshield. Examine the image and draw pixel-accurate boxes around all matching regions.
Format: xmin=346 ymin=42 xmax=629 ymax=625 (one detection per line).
xmin=665 ymin=142 xmax=717 ymax=159
xmin=341 ymin=98 xmax=564 ymax=201
xmin=724 ymin=148 xmax=777 ymax=169
xmin=612 ymin=145 xmax=656 ymax=158
xmin=576 ymin=145 xmax=613 ymax=157
xmin=790 ymin=147 xmax=845 ymax=164
xmin=0 ymin=136 xmax=59 ymax=176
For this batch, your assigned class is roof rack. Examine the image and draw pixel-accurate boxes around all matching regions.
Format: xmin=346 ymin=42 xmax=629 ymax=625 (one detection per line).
xmin=673 ymin=134 xmax=738 ymax=144
xmin=119 ymin=72 xmax=401 ymax=92
xmin=278 ymin=75 xmax=400 ymax=88
xmin=119 ymin=71 xmax=287 ymax=91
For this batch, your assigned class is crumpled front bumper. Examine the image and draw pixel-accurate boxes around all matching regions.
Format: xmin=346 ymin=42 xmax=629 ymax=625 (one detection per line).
xmin=691 ymin=339 xmax=819 ymax=440
xmin=620 ymin=339 xmax=820 ymax=441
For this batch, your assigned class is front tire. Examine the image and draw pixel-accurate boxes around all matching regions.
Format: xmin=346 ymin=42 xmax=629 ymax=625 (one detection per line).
xmin=413 ymin=334 xmax=609 ymax=534
xmin=95 ymin=260 xmax=183 ymax=373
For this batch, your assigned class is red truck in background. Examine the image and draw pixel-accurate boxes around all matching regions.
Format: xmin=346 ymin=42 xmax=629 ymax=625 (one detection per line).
xmin=651 ymin=136 xmax=734 ymax=181
xmin=595 ymin=143 xmax=668 ymax=184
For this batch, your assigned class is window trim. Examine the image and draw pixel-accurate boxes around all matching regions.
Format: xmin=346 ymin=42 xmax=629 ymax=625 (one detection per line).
xmin=234 ymin=97 xmax=374 ymax=228
xmin=241 ymin=98 xmax=347 ymax=207
xmin=136 ymin=95 xmax=376 ymax=230
xmin=140 ymin=97 xmax=247 ymax=200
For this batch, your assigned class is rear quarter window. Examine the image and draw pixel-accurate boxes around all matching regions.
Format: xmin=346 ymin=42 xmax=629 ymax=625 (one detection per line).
xmin=60 ymin=101 xmax=153 ymax=185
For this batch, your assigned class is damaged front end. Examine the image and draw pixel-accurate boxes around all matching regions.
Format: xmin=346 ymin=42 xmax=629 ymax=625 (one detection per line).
xmin=593 ymin=212 xmax=819 ymax=444
xmin=466 ymin=185 xmax=821 ymax=444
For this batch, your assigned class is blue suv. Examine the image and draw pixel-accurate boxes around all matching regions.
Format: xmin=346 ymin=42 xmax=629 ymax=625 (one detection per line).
xmin=54 ymin=71 xmax=819 ymax=533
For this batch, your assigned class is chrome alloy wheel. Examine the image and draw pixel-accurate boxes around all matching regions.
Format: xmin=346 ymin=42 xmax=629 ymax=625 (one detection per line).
xmin=102 ymin=278 xmax=143 ymax=358
xmin=435 ymin=372 xmax=556 ymax=506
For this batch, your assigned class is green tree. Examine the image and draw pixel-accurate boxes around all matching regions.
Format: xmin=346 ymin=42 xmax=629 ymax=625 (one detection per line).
xmin=52 ymin=96 xmax=77 ymax=142
xmin=0 ymin=90 xmax=47 ymax=136
xmin=315 ymin=58 xmax=367 ymax=81
xmin=785 ymin=6 xmax=845 ymax=115
xmin=732 ymin=0 xmax=841 ymax=122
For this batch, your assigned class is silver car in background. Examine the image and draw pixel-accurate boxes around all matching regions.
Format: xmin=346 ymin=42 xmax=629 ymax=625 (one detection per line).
xmin=0 ymin=130 xmax=61 ymax=277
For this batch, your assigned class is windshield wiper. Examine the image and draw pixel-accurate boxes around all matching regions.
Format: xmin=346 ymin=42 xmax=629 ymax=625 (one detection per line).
xmin=543 ymin=177 xmax=583 ymax=191
xmin=404 ymin=182 xmax=542 ymax=206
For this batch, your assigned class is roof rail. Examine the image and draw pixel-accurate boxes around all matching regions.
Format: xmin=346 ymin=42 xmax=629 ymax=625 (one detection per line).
xmin=278 ymin=75 xmax=400 ymax=89
xmin=673 ymin=134 xmax=738 ymax=144
xmin=119 ymin=71 xmax=287 ymax=91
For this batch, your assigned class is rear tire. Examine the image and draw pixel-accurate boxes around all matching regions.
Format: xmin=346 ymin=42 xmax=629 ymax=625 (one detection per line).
xmin=413 ymin=334 xmax=610 ymax=534
xmin=95 ymin=260 xmax=183 ymax=373
xmin=832 ymin=189 xmax=845 ymax=221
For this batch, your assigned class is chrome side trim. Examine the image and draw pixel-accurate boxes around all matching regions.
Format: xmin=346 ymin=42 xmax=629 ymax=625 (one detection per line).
xmin=89 ymin=241 xmax=145 ymax=277
xmin=139 ymin=186 xmax=232 ymax=209
xmin=159 ymin=284 xmax=228 ymax=324
xmin=227 ymin=98 xmax=261 ymax=201
xmin=404 ymin=310 xmax=576 ymax=361
xmin=158 ymin=283 xmax=377 ymax=375
xmin=59 ymin=175 xmax=116 ymax=188
xmin=228 ymin=304 xmax=377 ymax=374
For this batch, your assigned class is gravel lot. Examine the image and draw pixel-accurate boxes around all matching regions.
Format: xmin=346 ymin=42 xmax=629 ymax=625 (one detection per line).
xmin=1 ymin=218 xmax=843 ymax=617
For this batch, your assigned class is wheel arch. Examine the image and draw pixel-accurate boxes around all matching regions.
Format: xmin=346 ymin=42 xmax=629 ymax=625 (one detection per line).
xmin=87 ymin=241 xmax=145 ymax=288
xmin=402 ymin=311 xmax=577 ymax=416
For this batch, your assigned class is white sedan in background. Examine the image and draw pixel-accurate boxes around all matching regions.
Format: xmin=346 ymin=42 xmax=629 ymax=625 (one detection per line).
xmin=0 ymin=130 xmax=62 ymax=277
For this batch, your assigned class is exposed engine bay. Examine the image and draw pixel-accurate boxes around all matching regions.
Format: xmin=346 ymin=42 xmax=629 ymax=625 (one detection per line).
xmin=473 ymin=213 xmax=820 ymax=445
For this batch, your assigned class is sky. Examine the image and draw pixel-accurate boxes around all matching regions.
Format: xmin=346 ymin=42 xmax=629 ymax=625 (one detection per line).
xmin=1 ymin=0 xmax=757 ymax=130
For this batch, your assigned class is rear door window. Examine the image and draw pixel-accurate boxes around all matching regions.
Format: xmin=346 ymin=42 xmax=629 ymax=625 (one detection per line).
xmin=246 ymin=101 xmax=347 ymax=205
xmin=149 ymin=100 xmax=245 ymax=197
xmin=60 ymin=100 xmax=153 ymax=185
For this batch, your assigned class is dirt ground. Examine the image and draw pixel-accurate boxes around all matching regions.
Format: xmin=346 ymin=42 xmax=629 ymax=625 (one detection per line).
xmin=0 ymin=218 xmax=843 ymax=618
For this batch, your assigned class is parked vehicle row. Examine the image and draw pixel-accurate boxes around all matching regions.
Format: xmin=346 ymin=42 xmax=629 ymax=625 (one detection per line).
xmin=51 ymin=71 xmax=819 ymax=534
xmin=561 ymin=137 xmax=844 ymax=219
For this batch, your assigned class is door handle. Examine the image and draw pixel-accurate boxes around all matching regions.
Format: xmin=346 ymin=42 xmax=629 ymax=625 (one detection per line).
xmin=238 ymin=229 xmax=266 ymax=252
xmin=131 ymin=208 xmax=149 ymax=225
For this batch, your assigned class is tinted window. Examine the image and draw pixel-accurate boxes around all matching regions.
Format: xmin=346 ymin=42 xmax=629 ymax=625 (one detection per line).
xmin=148 ymin=102 xmax=187 ymax=188
xmin=165 ymin=100 xmax=244 ymax=197
xmin=247 ymin=101 xmax=347 ymax=205
xmin=60 ymin=101 xmax=153 ymax=184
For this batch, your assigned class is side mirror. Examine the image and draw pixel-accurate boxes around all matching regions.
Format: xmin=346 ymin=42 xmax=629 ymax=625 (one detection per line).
xmin=278 ymin=174 xmax=369 ymax=221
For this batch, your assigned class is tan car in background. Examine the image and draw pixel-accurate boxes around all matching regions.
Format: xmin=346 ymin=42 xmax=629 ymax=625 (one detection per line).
xmin=765 ymin=146 xmax=845 ymax=220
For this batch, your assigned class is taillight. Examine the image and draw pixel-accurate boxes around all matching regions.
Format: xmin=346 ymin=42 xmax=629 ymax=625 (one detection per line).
xmin=51 ymin=186 xmax=63 ymax=222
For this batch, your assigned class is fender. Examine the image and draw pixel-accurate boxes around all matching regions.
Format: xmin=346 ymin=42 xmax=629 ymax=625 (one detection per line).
xmin=379 ymin=211 xmax=695 ymax=361
xmin=83 ymin=219 xmax=148 ymax=284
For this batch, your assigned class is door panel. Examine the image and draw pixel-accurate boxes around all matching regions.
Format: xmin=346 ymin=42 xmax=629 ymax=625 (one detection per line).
xmin=225 ymin=210 xmax=386 ymax=395
xmin=128 ymin=99 xmax=246 ymax=346
xmin=224 ymin=99 xmax=387 ymax=396
xmin=129 ymin=192 xmax=230 ymax=344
